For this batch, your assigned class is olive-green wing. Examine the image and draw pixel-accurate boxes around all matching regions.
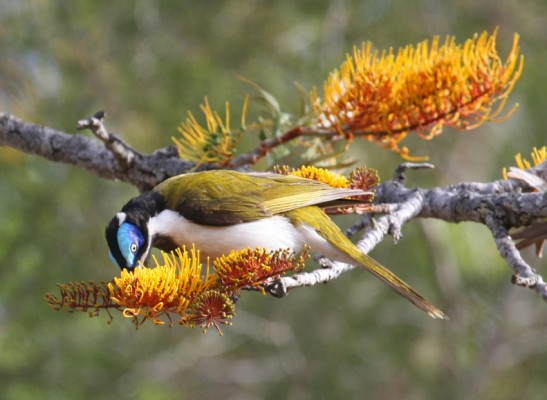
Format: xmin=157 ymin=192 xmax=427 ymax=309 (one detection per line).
xmin=155 ymin=170 xmax=368 ymax=226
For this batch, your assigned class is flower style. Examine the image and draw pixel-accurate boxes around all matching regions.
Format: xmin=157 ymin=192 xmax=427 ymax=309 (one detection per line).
xmin=312 ymin=30 xmax=523 ymax=159
xmin=513 ymin=146 xmax=547 ymax=171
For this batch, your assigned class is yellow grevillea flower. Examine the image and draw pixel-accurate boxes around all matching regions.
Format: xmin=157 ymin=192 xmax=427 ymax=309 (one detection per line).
xmin=274 ymin=164 xmax=379 ymax=196
xmin=513 ymin=147 xmax=547 ymax=171
xmin=173 ymin=97 xmax=248 ymax=166
xmin=503 ymin=146 xmax=547 ymax=191
xmin=312 ymin=30 xmax=523 ymax=160
xmin=274 ymin=165 xmax=350 ymax=188
xmin=108 ymin=246 xmax=217 ymax=326
xmin=503 ymin=146 xmax=547 ymax=257
xmin=502 ymin=146 xmax=547 ymax=180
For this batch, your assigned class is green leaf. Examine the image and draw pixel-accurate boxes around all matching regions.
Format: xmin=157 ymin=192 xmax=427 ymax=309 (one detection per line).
xmin=238 ymin=75 xmax=282 ymax=118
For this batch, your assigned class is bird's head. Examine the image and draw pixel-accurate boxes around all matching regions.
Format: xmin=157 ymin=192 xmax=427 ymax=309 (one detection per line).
xmin=105 ymin=211 xmax=151 ymax=270
xmin=105 ymin=191 xmax=168 ymax=270
xmin=106 ymin=191 xmax=172 ymax=270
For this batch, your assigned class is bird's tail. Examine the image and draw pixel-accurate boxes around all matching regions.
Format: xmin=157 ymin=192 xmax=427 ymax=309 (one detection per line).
xmin=290 ymin=207 xmax=447 ymax=319
xmin=350 ymin=249 xmax=447 ymax=319
xmin=330 ymin=228 xmax=447 ymax=319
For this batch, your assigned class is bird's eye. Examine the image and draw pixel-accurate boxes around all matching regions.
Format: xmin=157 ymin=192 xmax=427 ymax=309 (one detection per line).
xmin=130 ymin=243 xmax=138 ymax=253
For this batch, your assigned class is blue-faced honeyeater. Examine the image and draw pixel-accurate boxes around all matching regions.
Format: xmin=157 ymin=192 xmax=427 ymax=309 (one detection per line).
xmin=105 ymin=170 xmax=446 ymax=319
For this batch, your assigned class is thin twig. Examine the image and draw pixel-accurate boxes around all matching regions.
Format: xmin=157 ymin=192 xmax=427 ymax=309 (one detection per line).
xmin=228 ymin=126 xmax=305 ymax=167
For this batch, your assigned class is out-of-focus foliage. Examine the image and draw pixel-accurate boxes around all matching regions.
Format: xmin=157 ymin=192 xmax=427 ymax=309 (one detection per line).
xmin=1 ymin=1 xmax=546 ymax=399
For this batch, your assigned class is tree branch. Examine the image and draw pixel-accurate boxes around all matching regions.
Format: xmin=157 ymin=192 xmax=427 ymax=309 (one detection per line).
xmin=266 ymin=170 xmax=547 ymax=300
xmin=0 ymin=112 xmax=196 ymax=192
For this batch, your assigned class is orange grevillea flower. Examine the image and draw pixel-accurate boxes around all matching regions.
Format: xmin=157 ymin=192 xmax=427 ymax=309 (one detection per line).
xmin=312 ymin=30 xmax=523 ymax=160
xmin=348 ymin=166 xmax=379 ymax=193
xmin=347 ymin=166 xmax=379 ymax=204
xmin=214 ymin=247 xmax=309 ymax=294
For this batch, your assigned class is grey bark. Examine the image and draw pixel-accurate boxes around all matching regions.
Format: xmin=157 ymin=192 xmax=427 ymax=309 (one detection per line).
xmin=0 ymin=112 xmax=196 ymax=192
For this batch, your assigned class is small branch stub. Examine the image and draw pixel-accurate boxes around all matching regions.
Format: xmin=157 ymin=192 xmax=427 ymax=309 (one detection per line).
xmin=77 ymin=111 xmax=139 ymax=170
xmin=394 ymin=162 xmax=435 ymax=183
xmin=76 ymin=111 xmax=108 ymax=140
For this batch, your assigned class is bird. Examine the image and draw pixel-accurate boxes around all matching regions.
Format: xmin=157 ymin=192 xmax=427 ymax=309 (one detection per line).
xmin=105 ymin=169 xmax=446 ymax=319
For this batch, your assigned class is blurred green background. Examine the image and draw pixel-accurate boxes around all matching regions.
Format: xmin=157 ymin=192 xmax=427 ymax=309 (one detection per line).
xmin=1 ymin=1 xmax=546 ymax=399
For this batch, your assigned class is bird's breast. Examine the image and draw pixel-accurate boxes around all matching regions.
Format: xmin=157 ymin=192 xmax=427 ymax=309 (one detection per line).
xmin=149 ymin=209 xmax=310 ymax=260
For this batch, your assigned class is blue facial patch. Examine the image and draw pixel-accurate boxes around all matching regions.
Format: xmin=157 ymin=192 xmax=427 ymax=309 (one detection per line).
xmin=117 ymin=222 xmax=145 ymax=268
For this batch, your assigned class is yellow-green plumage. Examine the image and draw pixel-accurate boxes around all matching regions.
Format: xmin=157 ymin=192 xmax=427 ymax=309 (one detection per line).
xmin=156 ymin=171 xmax=365 ymax=222
xmin=149 ymin=170 xmax=446 ymax=319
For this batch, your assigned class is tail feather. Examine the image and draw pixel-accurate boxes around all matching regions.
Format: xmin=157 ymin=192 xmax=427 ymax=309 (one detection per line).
xmin=327 ymin=227 xmax=448 ymax=319
xmin=354 ymin=251 xmax=447 ymax=319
